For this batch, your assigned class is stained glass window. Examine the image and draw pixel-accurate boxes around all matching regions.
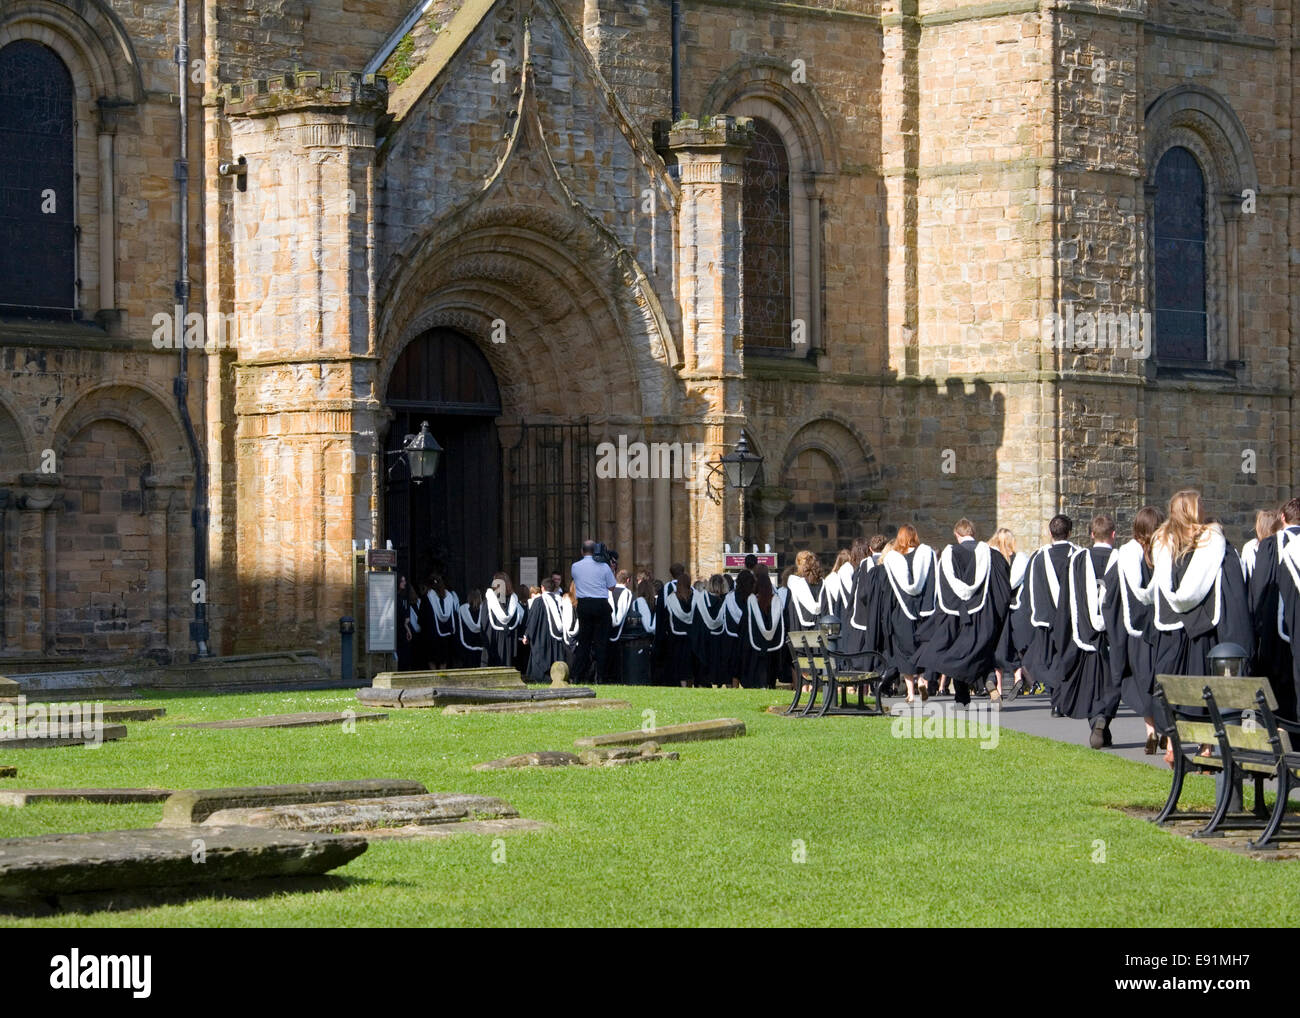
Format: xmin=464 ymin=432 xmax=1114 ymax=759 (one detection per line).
xmin=743 ymin=118 xmax=792 ymax=352
xmin=0 ymin=41 xmax=76 ymax=316
xmin=1153 ymin=146 xmax=1208 ymax=363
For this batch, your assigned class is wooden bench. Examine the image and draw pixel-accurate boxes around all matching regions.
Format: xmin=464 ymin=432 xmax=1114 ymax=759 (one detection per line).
xmin=784 ymin=629 xmax=885 ymax=718
xmin=1153 ymin=675 xmax=1274 ymax=836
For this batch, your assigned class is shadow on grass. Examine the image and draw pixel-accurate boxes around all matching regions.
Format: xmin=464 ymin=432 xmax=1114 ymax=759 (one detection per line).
xmin=0 ymin=872 xmax=385 ymax=918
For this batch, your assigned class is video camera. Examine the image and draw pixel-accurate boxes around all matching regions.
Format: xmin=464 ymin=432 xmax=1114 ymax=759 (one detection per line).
xmin=592 ymin=542 xmax=617 ymax=566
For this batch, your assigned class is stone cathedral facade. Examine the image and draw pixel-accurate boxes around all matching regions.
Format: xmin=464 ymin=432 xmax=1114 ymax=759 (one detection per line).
xmin=0 ymin=0 xmax=1294 ymax=666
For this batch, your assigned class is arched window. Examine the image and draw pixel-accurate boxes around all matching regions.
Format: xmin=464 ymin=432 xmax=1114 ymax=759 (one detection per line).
xmin=1152 ymin=146 xmax=1208 ymax=364
xmin=742 ymin=117 xmax=793 ymax=352
xmin=0 ymin=40 xmax=76 ymax=317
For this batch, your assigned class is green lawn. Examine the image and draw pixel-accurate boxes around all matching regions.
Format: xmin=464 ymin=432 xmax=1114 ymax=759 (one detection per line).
xmin=0 ymin=685 xmax=1294 ymax=927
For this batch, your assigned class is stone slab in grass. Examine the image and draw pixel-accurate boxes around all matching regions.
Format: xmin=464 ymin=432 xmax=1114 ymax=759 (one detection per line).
xmin=387 ymin=817 xmax=548 ymax=840
xmin=474 ymin=750 xmax=584 ymax=771
xmin=203 ymin=792 xmax=517 ymax=833
xmin=372 ymin=667 xmax=525 ymax=690
xmin=444 ymin=698 xmax=630 ymax=716
xmin=160 ymin=778 xmax=428 ymax=826
xmin=0 ymin=675 xmax=20 ymax=700
xmin=0 ymin=724 xmax=127 ymax=750
xmin=12 ymin=704 xmax=165 ymax=723
xmin=358 ymin=685 xmax=595 ymax=708
xmin=0 ymin=825 xmax=366 ymax=902
xmin=0 ymin=788 xmax=173 ymax=807
xmin=178 ymin=710 xmax=386 ymax=731
xmin=0 ymin=767 xmax=14 ymax=779
xmin=574 ymin=718 xmax=745 ymax=748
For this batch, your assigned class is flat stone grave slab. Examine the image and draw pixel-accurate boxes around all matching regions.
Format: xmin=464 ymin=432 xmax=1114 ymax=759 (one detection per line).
xmin=474 ymin=750 xmax=584 ymax=771
xmin=383 ymin=817 xmax=548 ymax=840
xmin=0 ymin=767 xmax=14 ymax=779
xmin=12 ymin=704 xmax=165 ymax=723
xmin=372 ymin=667 xmax=525 ymax=690
xmin=580 ymin=742 xmax=679 ymax=766
xmin=574 ymin=718 xmax=746 ymax=748
xmin=0 ymin=724 xmax=127 ymax=750
xmin=160 ymin=778 xmax=428 ymax=826
xmin=0 ymin=825 xmax=366 ymax=903
xmin=444 ymin=698 xmax=630 ymax=716
xmin=0 ymin=788 xmax=173 ymax=807
xmin=358 ymin=685 xmax=595 ymax=708
xmin=203 ymin=792 xmax=517 ymax=833
xmin=177 ymin=710 xmax=386 ymax=731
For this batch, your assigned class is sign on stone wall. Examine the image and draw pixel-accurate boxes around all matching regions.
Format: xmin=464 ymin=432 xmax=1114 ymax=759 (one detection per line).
xmin=366 ymin=571 xmax=397 ymax=653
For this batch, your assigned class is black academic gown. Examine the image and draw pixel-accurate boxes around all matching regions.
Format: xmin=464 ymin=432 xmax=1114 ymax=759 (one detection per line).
xmin=1101 ymin=545 xmax=1157 ymax=720
xmin=916 ymin=539 xmax=1011 ymax=702
xmin=1053 ymin=545 xmax=1113 ymax=721
xmin=690 ymin=592 xmax=728 ymax=686
xmin=880 ymin=548 xmax=937 ymax=678
xmin=995 ymin=553 xmax=1029 ymax=673
xmin=427 ymin=590 xmax=458 ymax=668
xmin=740 ymin=595 xmax=785 ymax=689
xmin=523 ymin=593 xmax=573 ymax=683
xmin=484 ymin=592 xmax=524 ymax=668
xmin=455 ymin=602 xmax=487 ymax=668
xmin=1268 ymin=540 xmax=1300 ymax=719
xmin=842 ymin=562 xmax=887 ymax=674
xmin=662 ymin=592 xmax=697 ymax=685
xmin=721 ymin=590 xmax=744 ymax=683
xmin=1152 ymin=538 xmax=1252 ymax=678
xmin=1020 ymin=542 xmax=1074 ymax=693
xmin=1249 ymin=527 xmax=1300 ymax=719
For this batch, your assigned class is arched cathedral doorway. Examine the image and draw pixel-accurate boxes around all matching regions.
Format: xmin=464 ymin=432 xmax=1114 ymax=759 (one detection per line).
xmin=383 ymin=329 xmax=502 ymax=594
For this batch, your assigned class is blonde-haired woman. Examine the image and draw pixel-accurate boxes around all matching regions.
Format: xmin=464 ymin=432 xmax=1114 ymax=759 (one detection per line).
xmin=1240 ymin=507 xmax=1281 ymax=582
xmin=990 ymin=528 xmax=1028 ymax=701
xmin=880 ymin=524 xmax=938 ymax=703
xmin=1150 ymin=490 xmax=1252 ymax=677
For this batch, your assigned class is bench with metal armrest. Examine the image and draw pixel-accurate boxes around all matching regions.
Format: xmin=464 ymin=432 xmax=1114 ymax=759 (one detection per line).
xmin=784 ymin=628 xmax=886 ymax=718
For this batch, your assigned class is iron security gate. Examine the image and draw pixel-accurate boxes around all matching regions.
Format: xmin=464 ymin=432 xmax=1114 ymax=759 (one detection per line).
xmin=506 ymin=422 xmax=593 ymax=585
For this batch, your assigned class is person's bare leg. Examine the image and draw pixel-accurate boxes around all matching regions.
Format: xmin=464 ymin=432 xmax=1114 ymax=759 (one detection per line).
xmin=904 ymin=676 xmax=916 ymax=703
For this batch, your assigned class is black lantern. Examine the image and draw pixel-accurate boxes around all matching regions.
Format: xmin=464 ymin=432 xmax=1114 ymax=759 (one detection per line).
xmin=719 ymin=432 xmax=763 ymax=491
xmin=1207 ymin=642 xmax=1249 ymax=677
xmin=402 ymin=421 xmax=442 ymax=483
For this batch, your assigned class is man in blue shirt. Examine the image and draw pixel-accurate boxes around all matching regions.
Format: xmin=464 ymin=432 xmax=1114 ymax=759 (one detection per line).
xmin=571 ymin=540 xmax=617 ymax=683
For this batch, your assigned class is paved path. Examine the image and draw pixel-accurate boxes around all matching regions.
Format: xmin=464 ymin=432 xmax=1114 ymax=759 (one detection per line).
xmin=884 ymin=688 xmax=1164 ymax=768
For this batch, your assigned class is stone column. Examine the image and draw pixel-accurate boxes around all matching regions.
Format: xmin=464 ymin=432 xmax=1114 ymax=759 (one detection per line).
xmin=15 ymin=492 xmax=55 ymax=653
xmin=0 ymin=490 xmax=7 ymax=651
xmin=805 ymin=172 xmax=824 ymax=358
xmin=667 ymin=116 xmax=752 ymax=579
xmin=221 ymin=72 xmax=388 ymax=660
xmin=94 ymin=100 xmax=124 ymax=329
xmin=1219 ymin=196 xmax=1242 ymax=367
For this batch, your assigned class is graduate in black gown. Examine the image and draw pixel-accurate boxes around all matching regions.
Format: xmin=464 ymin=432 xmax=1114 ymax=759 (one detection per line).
xmin=454 ymin=589 xmax=487 ymax=668
xmin=837 ymin=538 xmax=873 ymax=663
xmin=1241 ymin=508 xmax=1280 ymax=584
xmin=394 ymin=576 xmax=416 ymax=671
xmin=785 ymin=551 xmax=827 ymax=632
xmin=879 ymin=525 xmax=938 ymax=703
xmin=662 ymin=572 xmax=698 ymax=686
xmin=741 ymin=570 xmax=785 ymax=688
xmin=1248 ymin=500 xmax=1299 ymax=719
xmin=483 ymin=572 xmax=525 ymax=668
xmin=426 ymin=576 xmax=459 ymax=669
xmin=1150 ymin=490 xmax=1252 ymax=678
xmin=690 ymin=574 xmax=729 ymax=687
xmin=1265 ymin=513 xmax=1300 ymax=721
xmin=721 ymin=569 xmax=754 ymax=687
xmin=1053 ymin=514 xmax=1117 ymax=746
xmin=822 ymin=548 xmax=853 ymax=627
xmin=603 ymin=569 xmax=634 ymax=683
xmin=1101 ymin=506 xmax=1164 ymax=754
xmin=989 ymin=529 xmax=1027 ymax=700
xmin=917 ymin=519 xmax=1011 ymax=707
xmin=653 ymin=564 xmax=685 ymax=681
xmin=522 ymin=578 xmax=575 ymax=683
xmin=1020 ymin=515 xmax=1077 ymax=713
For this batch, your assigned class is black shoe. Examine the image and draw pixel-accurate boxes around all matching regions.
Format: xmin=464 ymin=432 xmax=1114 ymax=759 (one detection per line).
xmin=1102 ymin=727 xmax=1113 ymax=747
xmin=1051 ymin=708 xmax=1063 ymax=718
xmin=1089 ymin=724 xmax=1106 ymax=749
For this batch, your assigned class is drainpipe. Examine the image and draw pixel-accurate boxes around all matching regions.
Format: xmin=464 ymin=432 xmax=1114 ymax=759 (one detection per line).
xmin=175 ymin=0 xmax=209 ymax=658
xmin=671 ymin=0 xmax=681 ymax=121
